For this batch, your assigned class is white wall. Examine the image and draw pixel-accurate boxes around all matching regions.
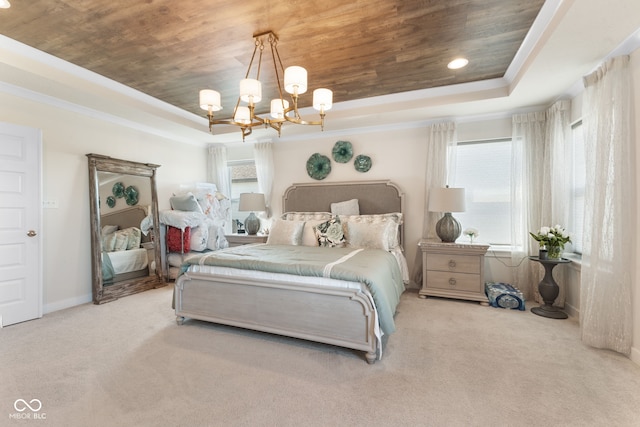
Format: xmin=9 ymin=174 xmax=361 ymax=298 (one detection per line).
xmin=631 ymin=48 xmax=640 ymax=364
xmin=225 ymin=118 xmax=518 ymax=289
xmin=0 ymin=91 xmax=208 ymax=312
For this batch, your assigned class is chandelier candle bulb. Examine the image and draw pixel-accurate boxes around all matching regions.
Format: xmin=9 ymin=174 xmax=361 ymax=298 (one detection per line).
xmin=234 ymin=106 xmax=251 ymax=124
xmin=270 ymin=99 xmax=290 ymax=119
xmin=284 ymin=66 xmax=308 ymax=94
xmin=313 ymin=88 xmax=333 ymax=112
xmin=199 ymin=89 xmax=222 ymax=111
xmin=239 ymin=78 xmax=262 ymax=104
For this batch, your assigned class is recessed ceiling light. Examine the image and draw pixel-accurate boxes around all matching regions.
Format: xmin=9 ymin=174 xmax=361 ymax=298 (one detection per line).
xmin=448 ymin=58 xmax=469 ymax=70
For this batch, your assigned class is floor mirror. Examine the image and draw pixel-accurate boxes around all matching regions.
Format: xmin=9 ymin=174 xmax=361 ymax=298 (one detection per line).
xmin=87 ymin=153 xmax=165 ymax=304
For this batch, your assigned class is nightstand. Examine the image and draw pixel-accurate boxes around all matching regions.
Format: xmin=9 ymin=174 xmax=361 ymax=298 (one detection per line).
xmin=418 ymin=239 xmax=489 ymax=304
xmin=225 ymin=233 xmax=268 ymax=247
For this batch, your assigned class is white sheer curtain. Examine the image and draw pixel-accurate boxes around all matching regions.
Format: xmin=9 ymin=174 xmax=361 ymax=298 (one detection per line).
xmin=207 ymin=145 xmax=231 ymax=231
xmin=580 ymin=56 xmax=635 ymax=355
xmin=253 ymin=140 xmax=275 ymax=219
xmin=511 ymin=100 xmax=571 ymax=302
xmin=412 ymin=122 xmax=457 ymax=286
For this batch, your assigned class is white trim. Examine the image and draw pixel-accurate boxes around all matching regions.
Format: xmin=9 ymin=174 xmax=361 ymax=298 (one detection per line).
xmin=43 ymin=294 xmax=92 ymax=314
xmin=0 ymin=81 xmax=207 ymax=146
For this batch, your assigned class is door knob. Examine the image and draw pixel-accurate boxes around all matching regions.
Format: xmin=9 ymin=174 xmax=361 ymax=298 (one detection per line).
xmin=27 ymin=230 xmax=37 ymax=237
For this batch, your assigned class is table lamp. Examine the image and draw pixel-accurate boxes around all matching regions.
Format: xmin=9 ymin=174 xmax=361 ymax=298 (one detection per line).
xmin=238 ymin=193 xmax=266 ymax=235
xmin=428 ymin=186 xmax=466 ymax=243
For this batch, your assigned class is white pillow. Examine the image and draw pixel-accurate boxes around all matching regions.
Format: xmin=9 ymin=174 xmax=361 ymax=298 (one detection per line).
xmin=331 ymin=199 xmax=360 ymax=215
xmin=301 ymin=219 xmax=325 ymax=246
xmin=266 ymin=219 xmax=305 ymax=245
xmin=339 ymin=213 xmax=402 ymax=249
xmin=345 ymin=220 xmax=395 ymax=251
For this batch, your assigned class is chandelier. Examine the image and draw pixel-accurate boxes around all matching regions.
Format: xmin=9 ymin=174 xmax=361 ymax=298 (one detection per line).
xmin=199 ymin=31 xmax=333 ymax=141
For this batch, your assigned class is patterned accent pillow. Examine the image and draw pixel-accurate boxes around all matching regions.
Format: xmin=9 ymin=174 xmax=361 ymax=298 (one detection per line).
xmin=314 ymin=216 xmax=346 ymax=247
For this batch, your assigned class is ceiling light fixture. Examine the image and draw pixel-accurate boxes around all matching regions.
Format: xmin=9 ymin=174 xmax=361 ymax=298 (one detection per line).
xmin=0 ymin=0 xmax=11 ymax=9
xmin=199 ymin=31 xmax=333 ymax=141
xmin=447 ymin=58 xmax=469 ymax=70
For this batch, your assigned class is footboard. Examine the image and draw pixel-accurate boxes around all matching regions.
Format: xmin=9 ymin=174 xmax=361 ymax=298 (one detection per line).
xmin=175 ymin=270 xmax=379 ymax=364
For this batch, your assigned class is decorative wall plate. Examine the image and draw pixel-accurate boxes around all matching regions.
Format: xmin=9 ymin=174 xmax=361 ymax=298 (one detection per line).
xmin=332 ymin=140 xmax=353 ymax=163
xmin=125 ymin=185 xmax=139 ymax=206
xmin=306 ymin=153 xmax=332 ymax=180
xmin=112 ymin=182 xmax=125 ymax=198
xmin=106 ymin=196 xmax=116 ymax=208
xmin=354 ymin=154 xmax=372 ymax=173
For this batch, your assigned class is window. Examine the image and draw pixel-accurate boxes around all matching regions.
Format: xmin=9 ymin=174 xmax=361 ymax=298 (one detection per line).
xmin=228 ymin=160 xmax=259 ymax=230
xmin=569 ymin=121 xmax=586 ymax=254
xmin=454 ymin=139 xmax=512 ymax=246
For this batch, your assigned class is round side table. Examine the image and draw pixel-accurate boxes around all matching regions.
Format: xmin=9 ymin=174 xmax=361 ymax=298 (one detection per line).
xmin=528 ymin=256 xmax=571 ymax=319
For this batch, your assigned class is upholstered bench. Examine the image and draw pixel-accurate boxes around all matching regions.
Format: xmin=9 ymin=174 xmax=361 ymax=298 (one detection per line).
xmin=485 ymin=282 xmax=525 ymax=311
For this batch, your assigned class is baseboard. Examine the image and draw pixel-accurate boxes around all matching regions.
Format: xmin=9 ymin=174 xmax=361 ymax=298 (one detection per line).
xmin=44 ymin=294 xmax=92 ymax=314
xmin=563 ymin=302 xmax=580 ymax=319
xmin=631 ymin=346 xmax=640 ymax=366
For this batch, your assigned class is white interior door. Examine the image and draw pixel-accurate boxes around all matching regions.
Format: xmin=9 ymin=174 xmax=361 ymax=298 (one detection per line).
xmin=0 ymin=122 xmax=42 ymax=327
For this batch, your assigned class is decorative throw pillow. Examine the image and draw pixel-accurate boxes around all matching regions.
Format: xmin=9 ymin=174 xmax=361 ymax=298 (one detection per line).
xmin=330 ymin=199 xmax=360 ymax=215
xmin=266 ymin=219 xmax=305 ymax=245
xmin=345 ymin=220 xmax=394 ymax=251
xmin=339 ymin=213 xmax=402 ymax=249
xmin=167 ymin=226 xmax=191 ymax=253
xmin=314 ymin=216 xmax=346 ymax=247
xmin=170 ymin=192 xmax=203 ymax=213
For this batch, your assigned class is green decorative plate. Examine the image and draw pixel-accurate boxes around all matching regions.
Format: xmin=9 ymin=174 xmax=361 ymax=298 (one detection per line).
xmin=354 ymin=154 xmax=372 ymax=173
xmin=125 ymin=185 xmax=139 ymax=206
xmin=106 ymin=196 xmax=116 ymax=208
xmin=332 ymin=140 xmax=353 ymax=163
xmin=306 ymin=153 xmax=331 ymax=180
xmin=112 ymin=182 xmax=125 ymax=198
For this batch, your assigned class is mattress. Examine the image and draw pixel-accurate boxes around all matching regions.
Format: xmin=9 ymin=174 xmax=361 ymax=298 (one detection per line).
xmin=107 ymin=247 xmax=148 ymax=274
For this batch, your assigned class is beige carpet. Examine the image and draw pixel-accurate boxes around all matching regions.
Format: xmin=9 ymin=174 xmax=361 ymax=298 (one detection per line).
xmin=2 ymin=285 xmax=640 ymax=427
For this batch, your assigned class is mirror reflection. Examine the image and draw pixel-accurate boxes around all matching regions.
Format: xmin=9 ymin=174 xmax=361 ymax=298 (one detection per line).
xmin=87 ymin=154 xmax=164 ymax=304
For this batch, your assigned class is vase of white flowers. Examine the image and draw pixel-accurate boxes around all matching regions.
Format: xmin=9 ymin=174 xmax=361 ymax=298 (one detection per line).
xmin=530 ymin=225 xmax=571 ymax=259
xmin=463 ymin=228 xmax=479 ymax=244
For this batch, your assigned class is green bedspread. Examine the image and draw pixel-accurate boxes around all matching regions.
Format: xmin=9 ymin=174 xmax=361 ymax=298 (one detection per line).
xmin=181 ymin=244 xmax=405 ymax=335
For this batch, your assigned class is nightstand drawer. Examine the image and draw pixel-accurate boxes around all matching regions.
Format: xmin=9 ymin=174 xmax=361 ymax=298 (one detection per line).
xmin=426 ymin=253 xmax=480 ymax=274
xmin=426 ymin=271 xmax=480 ymax=292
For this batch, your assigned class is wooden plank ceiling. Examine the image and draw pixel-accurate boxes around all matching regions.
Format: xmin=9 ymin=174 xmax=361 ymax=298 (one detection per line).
xmin=0 ymin=0 xmax=545 ymax=120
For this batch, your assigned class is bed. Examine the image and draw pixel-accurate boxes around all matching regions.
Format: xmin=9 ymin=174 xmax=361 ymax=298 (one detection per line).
xmin=100 ymin=206 xmax=151 ymax=284
xmin=174 ymin=180 xmax=406 ymax=363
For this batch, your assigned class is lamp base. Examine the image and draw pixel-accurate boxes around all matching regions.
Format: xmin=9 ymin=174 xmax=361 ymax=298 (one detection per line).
xmin=435 ymin=212 xmax=461 ymax=243
xmin=244 ymin=212 xmax=260 ymax=235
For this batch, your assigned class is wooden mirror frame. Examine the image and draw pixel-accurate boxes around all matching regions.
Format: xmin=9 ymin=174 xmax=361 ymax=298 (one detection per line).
xmin=87 ymin=153 xmax=165 ymax=304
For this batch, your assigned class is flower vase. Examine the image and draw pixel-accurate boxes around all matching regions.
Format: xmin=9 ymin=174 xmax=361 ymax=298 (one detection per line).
xmin=547 ymin=245 xmax=562 ymax=259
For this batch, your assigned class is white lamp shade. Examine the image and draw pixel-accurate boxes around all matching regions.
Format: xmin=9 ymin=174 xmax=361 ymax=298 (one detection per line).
xmin=428 ymin=187 xmax=466 ymax=213
xmin=234 ymin=106 xmax=251 ymax=124
xmin=270 ymin=98 xmax=290 ymax=119
xmin=284 ymin=66 xmax=308 ymax=95
xmin=199 ymin=89 xmax=222 ymax=111
xmin=238 ymin=193 xmax=266 ymax=212
xmin=0 ymin=0 xmax=10 ymax=9
xmin=313 ymin=88 xmax=333 ymax=111
xmin=239 ymin=78 xmax=262 ymax=103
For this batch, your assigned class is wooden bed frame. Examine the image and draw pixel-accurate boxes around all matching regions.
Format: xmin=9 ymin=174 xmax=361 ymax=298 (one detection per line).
xmin=174 ymin=180 xmax=404 ymax=363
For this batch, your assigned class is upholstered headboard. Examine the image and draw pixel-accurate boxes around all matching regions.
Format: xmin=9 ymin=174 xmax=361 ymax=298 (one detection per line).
xmin=282 ymin=180 xmax=405 ymax=247
xmin=101 ymin=206 xmax=151 ymax=243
